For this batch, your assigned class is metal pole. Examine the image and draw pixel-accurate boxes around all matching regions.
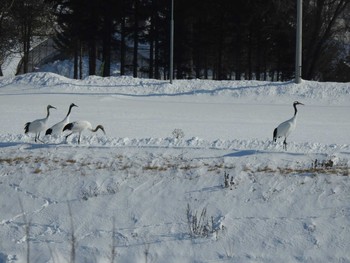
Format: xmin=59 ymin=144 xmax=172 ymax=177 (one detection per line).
xmin=170 ymin=0 xmax=174 ymax=84
xmin=295 ymin=0 xmax=302 ymax=84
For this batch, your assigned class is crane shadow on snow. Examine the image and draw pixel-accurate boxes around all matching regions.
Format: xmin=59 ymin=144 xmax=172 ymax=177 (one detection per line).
xmin=0 ymin=142 xmax=23 ymax=148
xmin=0 ymin=253 xmax=7 ymax=263
xmin=21 ymin=142 xmax=67 ymax=150
xmin=225 ymin=149 xmax=259 ymax=157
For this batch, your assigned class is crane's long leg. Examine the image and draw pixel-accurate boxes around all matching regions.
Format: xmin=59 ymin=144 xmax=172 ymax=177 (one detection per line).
xmin=283 ymin=138 xmax=287 ymax=151
xmin=37 ymin=138 xmax=45 ymax=143
xmin=34 ymin=133 xmax=44 ymax=143
xmin=36 ymin=132 xmax=45 ymax=143
xmin=65 ymin=132 xmax=73 ymax=142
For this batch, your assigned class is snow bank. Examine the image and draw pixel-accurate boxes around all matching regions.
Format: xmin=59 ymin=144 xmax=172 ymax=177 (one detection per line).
xmin=0 ymin=72 xmax=349 ymax=263
xmin=1 ymin=73 xmax=350 ymax=104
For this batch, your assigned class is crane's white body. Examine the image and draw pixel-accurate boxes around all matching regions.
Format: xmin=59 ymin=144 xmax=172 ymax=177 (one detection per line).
xmin=273 ymin=101 xmax=304 ymax=150
xmin=24 ymin=105 xmax=56 ymax=142
xmin=46 ymin=103 xmax=78 ymax=135
xmin=63 ymin=120 xmax=105 ymax=144
xmin=275 ymin=115 xmax=297 ymax=139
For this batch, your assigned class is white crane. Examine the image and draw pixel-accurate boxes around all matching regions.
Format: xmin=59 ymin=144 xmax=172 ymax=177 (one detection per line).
xmin=63 ymin=120 xmax=106 ymax=144
xmin=45 ymin=103 xmax=78 ymax=136
xmin=273 ymin=101 xmax=304 ymax=150
xmin=24 ymin=105 xmax=56 ymax=142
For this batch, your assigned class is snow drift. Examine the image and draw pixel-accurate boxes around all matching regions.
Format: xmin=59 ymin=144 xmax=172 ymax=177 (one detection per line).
xmin=0 ymin=73 xmax=349 ymax=263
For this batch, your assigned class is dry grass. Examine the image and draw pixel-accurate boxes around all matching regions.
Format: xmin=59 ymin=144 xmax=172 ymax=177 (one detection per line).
xmin=143 ymin=165 xmax=168 ymax=171
xmin=254 ymin=165 xmax=349 ymax=176
xmin=0 ymin=156 xmax=29 ymax=164
xmin=2 ymin=155 xmax=348 ymax=177
xmin=33 ymin=168 xmax=42 ymax=174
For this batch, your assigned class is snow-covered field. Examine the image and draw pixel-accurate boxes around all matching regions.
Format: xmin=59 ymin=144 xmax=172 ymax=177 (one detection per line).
xmin=0 ymin=72 xmax=349 ymax=263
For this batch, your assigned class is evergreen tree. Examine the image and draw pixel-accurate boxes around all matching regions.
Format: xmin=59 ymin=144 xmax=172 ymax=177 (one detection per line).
xmin=3 ymin=0 xmax=348 ymax=81
xmin=11 ymin=0 xmax=52 ymax=74
xmin=0 ymin=0 xmax=17 ymax=76
xmin=303 ymin=0 xmax=350 ymax=80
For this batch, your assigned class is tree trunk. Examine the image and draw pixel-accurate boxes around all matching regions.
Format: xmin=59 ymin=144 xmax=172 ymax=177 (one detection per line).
xmin=79 ymin=45 xmax=83 ymax=79
xmin=304 ymin=0 xmax=349 ymax=79
xmin=255 ymin=30 xmax=262 ymax=80
xmin=148 ymin=0 xmax=157 ymax=78
xmin=154 ymin=2 xmax=160 ymax=79
xmin=133 ymin=0 xmax=139 ymax=78
xmin=73 ymin=39 xmax=78 ymax=79
xmin=216 ymin=14 xmax=224 ymax=80
xmin=119 ymin=0 xmax=127 ymax=76
xmin=247 ymin=29 xmax=253 ymax=80
xmin=120 ymin=14 xmax=126 ymax=76
xmin=102 ymin=23 xmax=112 ymax=77
xmin=149 ymin=39 xmax=154 ymax=78
xmin=103 ymin=43 xmax=111 ymax=77
xmin=88 ymin=39 xmax=96 ymax=75
xmin=235 ymin=30 xmax=242 ymax=80
xmin=22 ymin=22 xmax=31 ymax=74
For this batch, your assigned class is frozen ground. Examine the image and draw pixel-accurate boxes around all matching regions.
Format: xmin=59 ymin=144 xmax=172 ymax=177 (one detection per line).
xmin=0 ymin=72 xmax=349 ymax=263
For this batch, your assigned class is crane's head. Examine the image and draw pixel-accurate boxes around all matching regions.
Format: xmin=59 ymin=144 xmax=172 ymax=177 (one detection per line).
xmin=47 ymin=105 xmax=57 ymax=110
xmin=293 ymin=101 xmax=304 ymax=106
xmin=96 ymin=125 xmax=106 ymax=135
xmin=70 ymin=103 xmax=78 ymax=108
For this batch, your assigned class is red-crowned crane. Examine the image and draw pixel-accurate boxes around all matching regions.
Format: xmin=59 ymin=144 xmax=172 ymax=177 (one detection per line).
xmin=273 ymin=101 xmax=304 ymax=150
xmin=45 ymin=103 xmax=78 ymax=136
xmin=63 ymin=120 xmax=105 ymax=144
xmin=24 ymin=105 xmax=56 ymax=142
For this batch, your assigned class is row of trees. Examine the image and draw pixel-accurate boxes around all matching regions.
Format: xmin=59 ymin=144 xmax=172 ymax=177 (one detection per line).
xmin=0 ymin=0 xmax=53 ymax=76
xmin=1 ymin=0 xmax=349 ymax=81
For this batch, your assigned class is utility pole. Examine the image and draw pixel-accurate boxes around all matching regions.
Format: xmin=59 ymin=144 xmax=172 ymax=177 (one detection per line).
xmin=295 ymin=0 xmax=302 ymax=84
xmin=170 ymin=0 xmax=174 ymax=84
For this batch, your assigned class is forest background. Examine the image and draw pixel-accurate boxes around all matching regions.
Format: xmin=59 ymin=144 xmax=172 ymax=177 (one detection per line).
xmin=0 ymin=0 xmax=349 ymax=82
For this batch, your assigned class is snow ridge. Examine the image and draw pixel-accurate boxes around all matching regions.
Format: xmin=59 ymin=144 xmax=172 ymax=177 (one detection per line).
xmin=0 ymin=72 xmax=350 ymax=263
xmin=1 ymin=134 xmax=349 ymax=155
xmin=1 ymin=73 xmax=350 ymax=104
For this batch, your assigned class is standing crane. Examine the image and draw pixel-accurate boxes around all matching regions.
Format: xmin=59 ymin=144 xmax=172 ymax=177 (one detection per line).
xmin=45 ymin=103 xmax=78 ymax=136
xmin=63 ymin=120 xmax=105 ymax=144
xmin=24 ymin=105 xmax=56 ymax=142
xmin=273 ymin=101 xmax=304 ymax=150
